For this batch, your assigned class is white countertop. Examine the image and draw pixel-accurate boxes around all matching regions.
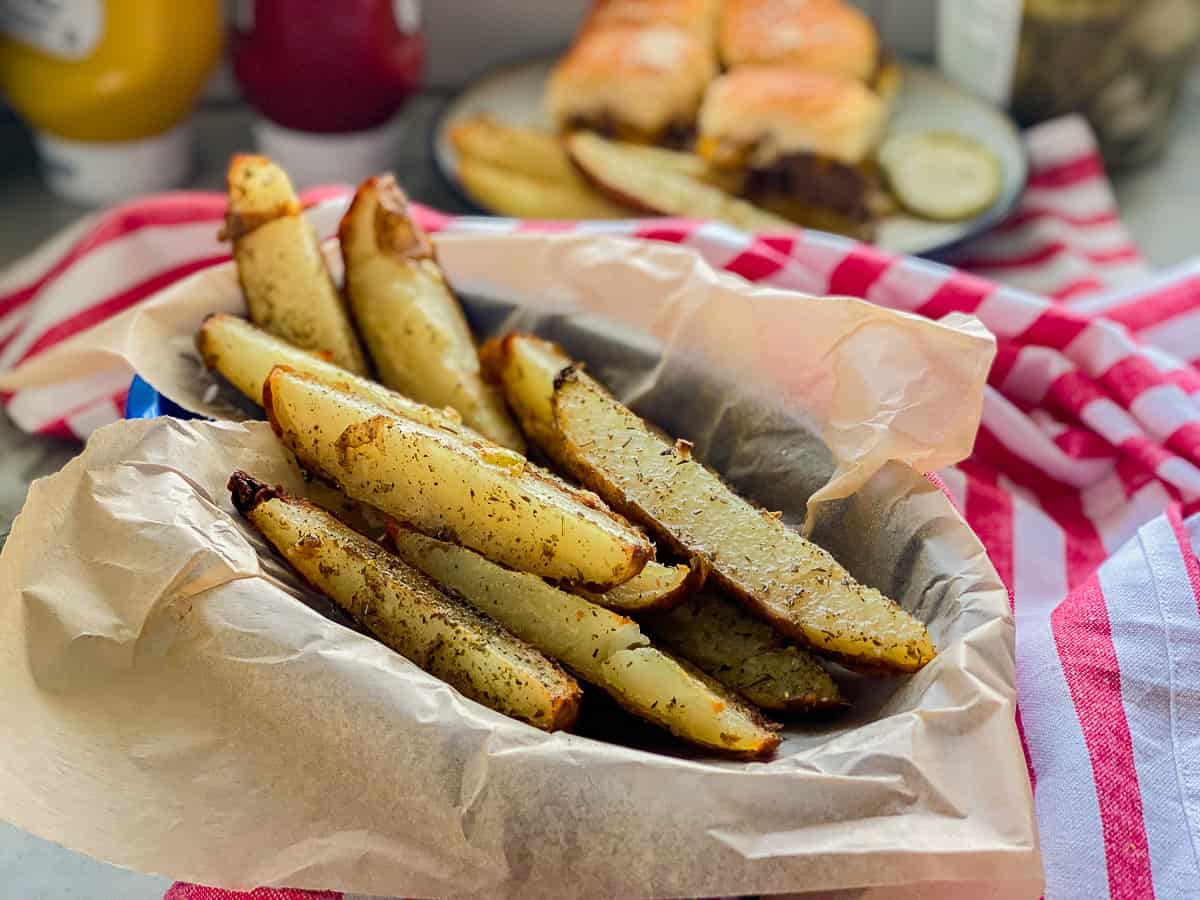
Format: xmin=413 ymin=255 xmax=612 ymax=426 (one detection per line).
xmin=0 ymin=76 xmax=1197 ymax=897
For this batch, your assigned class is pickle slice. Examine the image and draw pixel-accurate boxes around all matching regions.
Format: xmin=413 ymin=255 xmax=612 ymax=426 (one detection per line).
xmin=878 ymin=131 xmax=1002 ymax=222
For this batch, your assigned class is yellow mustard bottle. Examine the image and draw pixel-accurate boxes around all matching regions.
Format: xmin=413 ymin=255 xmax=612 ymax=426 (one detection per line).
xmin=0 ymin=0 xmax=223 ymax=203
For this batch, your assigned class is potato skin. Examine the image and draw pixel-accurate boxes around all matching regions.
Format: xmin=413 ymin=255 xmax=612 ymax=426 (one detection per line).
xmin=223 ymin=154 xmax=369 ymax=375
xmin=338 ymin=175 xmax=525 ymax=452
xmin=228 ymin=471 xmax=580 ymax=731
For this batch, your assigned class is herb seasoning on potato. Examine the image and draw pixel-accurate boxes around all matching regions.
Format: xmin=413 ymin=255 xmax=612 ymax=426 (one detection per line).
xmin=222 ymin=154 xmax=368 ymax=374
xmin=228 ymin=471 xmax=581 ymax=731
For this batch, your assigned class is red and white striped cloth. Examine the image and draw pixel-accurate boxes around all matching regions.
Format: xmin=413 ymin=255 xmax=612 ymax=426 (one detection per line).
xmin=3 ymin=116 xmax=1198 ymax=900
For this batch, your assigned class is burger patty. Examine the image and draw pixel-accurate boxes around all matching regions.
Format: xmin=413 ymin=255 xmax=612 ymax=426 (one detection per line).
xmin=743 ymin=154 xmax=879 ymax=223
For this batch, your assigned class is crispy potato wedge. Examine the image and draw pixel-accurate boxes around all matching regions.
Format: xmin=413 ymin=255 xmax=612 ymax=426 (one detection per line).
xmin=641 ymin=589 xmax=845 ymax=712
xmin=597 ymin=647 xmax=778 ymax=757
xmin=479 ymin=331 xmax=571 ymax=453
xmin=263 ymin=366 xmax=652 ymax=588
xmin=566 ymin=131 xmax=792 ymax=231
xmin=389 ymin=525 xmax=780 ymax=758
xmin=222 ymin=154 xmax=368 ymax=374
xmin=576 ymin=560 xmax=701 ymax=613
xmin=196 ymin=313 xmax=468 ymax=434
xmin=450 ymin=117 xmax=631 ymax=219
xmin=338 ymin=176 xmax=525 ymax=451
xmin=228 ymin=472 xmax=580 ymax=731
xmin=550 ymin=372 xmax=936 ymax=672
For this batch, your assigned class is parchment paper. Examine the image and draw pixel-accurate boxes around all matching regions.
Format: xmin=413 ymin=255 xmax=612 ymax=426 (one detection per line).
xmin=0 ymin=232 xmax=1040 ymax=898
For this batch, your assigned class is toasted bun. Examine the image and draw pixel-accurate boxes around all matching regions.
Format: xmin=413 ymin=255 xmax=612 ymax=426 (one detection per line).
xmin=698 ymin=67 xmax=887 ymax=166
xmin=583 ymin=0 xmax=722 ymax=42
xmin=546 ymin=25 xmax=717 ymax=138
xmin=719 ymin=0 xmax=879 ymax=81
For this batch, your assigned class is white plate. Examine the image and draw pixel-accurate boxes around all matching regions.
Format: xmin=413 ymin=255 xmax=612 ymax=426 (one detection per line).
xmin=433 ymin=56 xmax=1028 ymax=258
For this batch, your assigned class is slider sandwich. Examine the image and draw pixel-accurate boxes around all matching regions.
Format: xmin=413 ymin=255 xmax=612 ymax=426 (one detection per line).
xmin=545 ymin=22 xmax=717 ymax=147
xmin=697 ymin=66 xmax=893 ymax=237
xmin=719 ymin=0 xmax=901 ymax=100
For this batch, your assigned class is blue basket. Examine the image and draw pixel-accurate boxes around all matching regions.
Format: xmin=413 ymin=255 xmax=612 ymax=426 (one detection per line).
xmin=123 ymin=375 xmax=198 ymax=420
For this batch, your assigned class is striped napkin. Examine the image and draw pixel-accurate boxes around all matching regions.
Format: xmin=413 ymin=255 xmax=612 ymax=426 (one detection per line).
xmin=3 ymin=115 xmax=1198 ymax=900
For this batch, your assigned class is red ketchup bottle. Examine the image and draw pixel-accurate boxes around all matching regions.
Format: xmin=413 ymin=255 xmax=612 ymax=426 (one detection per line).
xmin=231 ymin=0 xmax=424 ymax=186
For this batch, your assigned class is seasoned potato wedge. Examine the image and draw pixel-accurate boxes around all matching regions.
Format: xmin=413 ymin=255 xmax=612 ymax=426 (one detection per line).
xmin=263 ymin=366 xmax=652 ymax=588
xmin=641 ymin=589 xmax=845 ymax=712
xmin=389 ymin=524 xmax=647 ymax=682
xmin=222 ymin=154 xmax=368 ymax=374
xmin=597 ymin=647 xmax=778 ymax=757
xmin=479 ymin=332 xmax=570 ymax=454
xmin=566 ymin=132 xmax=791 ymax=231
xmin=576 ymin=560 xmax=701 ymax=613
xmin=228 ymin=472 xmax=580 ymax=731
xmin=450 ymin=117 xmax=630 ymax=220
xmin=338 ymin=176 xmax=525 ymax=451
xmin=196 ymin=313 xmax=468 ymax=434
xmin=389 ymin=526 xmax=780 ymax=758
xmin=551 ymin=372 xmax=936 ymax=672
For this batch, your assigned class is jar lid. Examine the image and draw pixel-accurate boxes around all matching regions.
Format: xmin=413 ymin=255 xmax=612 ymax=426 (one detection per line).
xmin=251 ymin=116 xmax=403 ymax=189
xmin=33 ymin=122 xmax=194 ymax=205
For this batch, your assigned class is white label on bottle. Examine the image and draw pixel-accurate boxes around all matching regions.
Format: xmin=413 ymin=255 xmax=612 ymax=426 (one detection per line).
xmin=0 ymin=0 xmax=103 ymax=61
xmin=936 ymin=0 xmax=1023 ymax=106
xmin=393 ymin=0 xmax=420 ymax=34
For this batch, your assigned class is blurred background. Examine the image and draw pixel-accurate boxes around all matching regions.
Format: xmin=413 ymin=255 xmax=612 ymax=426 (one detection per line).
xmin=2 ymin=0 xmax=1198 ymax=265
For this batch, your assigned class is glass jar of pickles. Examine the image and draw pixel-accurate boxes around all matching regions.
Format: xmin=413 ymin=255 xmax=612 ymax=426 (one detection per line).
xmin=939 ymin=0 xmax=1200 ymax=169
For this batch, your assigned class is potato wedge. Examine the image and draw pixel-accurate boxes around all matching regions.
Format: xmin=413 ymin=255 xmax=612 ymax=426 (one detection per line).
xmin=576 ymin=560 xmax=701 ymax=613
xmin=196 ymin=313 xmax=468 ymax=435
xmin=550 ymin=372 xmax=936 ymax=672
xmin=222 ymin=154 xmax=368 ymax=374
xmin=479 ymin=331 xmax=571 ymax=453
xmin=228 ymin=472 xmax=580 ymax=731
xmin=263 ymin=366 xmax=652 ymax=588
xmin=389 ymin=525 xmax=780 ymax=758
xmin=338 ymin=176 xmax=525 ymax=451
xmin=450 ymin=117 xmax=630 ymax=219
xmin=641 ymin=589 xmax=845 ymax=712
xmin=566 ymin=131 xmax=792 ymax=231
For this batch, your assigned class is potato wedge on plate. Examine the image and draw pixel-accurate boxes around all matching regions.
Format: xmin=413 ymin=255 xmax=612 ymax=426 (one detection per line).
xmin=566 ymin=131 xmax=791 ymax=231
xmin=484 ymin=332 xmax=935 ymax=673
xmin=450 ymin=117 xmax=630 ymax=220
xmin=389 ymin=525 xmax=780 ymax=758
xmin=641 ymin=589 xmax=845 ymax=712
xmin=338 ymin=176 xmax=526 ymax=451
xmin=222 ymin=154 xmax=368 ymax=374
xmin=229 ymin=472 xmax=580 ymax=731
xmin=196 ymin=313 xmax=468 ymax=435
xmin=263 ymin=366 xmax=652 ymax=589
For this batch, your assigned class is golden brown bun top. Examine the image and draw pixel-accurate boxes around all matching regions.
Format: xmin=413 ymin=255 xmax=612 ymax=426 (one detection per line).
xmin=545 ymin=25 xmax=717 ymax=136
xmin=583 ymin=0 xmax=722 ymax=41
xmin=698 ymin=66 xmax=887 ymax=166
xmin=719 ymin=0 xmax=879 ymax=81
